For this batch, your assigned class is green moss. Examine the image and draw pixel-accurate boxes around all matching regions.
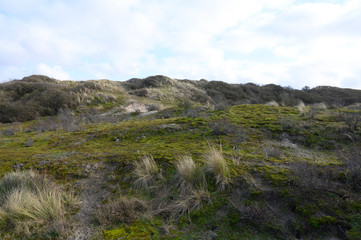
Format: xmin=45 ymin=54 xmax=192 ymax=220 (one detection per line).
xmin=103 ymin=220 xmax=162 ymax=240
xmin=254 ymin=165 xmax=290 ymax=185
xmin=348 ymin=201 xmax=361 ymax=211
xmin=295 ymin=205 xmax=318 ymax=217
xmin=228 ymin=105 xmax=298 ymax=131
xmin=0 ymin=103 xmax=359 ymax=239
xmin=346 ymin=214 xmax=361 ymax=240
xmin=309 ymin=216 xmax=337 ymax=228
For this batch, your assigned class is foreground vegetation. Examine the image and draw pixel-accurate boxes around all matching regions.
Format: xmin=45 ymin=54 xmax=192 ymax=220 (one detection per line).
xmin=0 ymin=75 xmax=361 ymax=239
xmin=0 ymin=170 xmax=80 ymax=239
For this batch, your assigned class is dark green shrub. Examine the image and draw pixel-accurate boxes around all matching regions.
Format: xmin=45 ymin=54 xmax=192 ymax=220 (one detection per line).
xmin=0 ymin=102 xmax=37 ymax=123
xmin=0 ymin=78 xmax=76 ymax=122
xmin=2 ymin=128 xmax=16 ymax=136
xmin=341 ymin=147 xmax=361 ymax=191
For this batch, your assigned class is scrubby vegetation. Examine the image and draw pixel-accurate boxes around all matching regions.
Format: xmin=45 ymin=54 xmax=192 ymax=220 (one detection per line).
xmin=2 ymin=74 xmax=361 ymax=124
xmin=0 ymin=170 xmax=79 ymax=239
xmin=0 ymin=75 xmax=361 ymax=239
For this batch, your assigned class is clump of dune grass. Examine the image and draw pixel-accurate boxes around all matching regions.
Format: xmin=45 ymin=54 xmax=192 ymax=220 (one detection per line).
xmin=162 ymin=189 xmax=210 ymax=220
xmin=175 ymin=155 xmax=206 ymax=192
xmin=133 ymin=155 xmax=162 ymax=189
xmin=0 ymin=170 xmax=80 ymax=237
xmin=297 ymin=101 xmax=306 ymax=113
xmin=266 ymin=100 xmax=279 ymax=107
xmin=204 ymin=145 xmax=231 ymax=189
xmin=0 ymin=170 xmax=39 ymax=203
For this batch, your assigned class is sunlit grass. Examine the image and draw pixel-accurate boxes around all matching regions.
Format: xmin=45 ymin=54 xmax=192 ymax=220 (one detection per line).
xmin=175 ymin=155 xmax=206 ymax=192
xmin=133 ymin=155 xmax=162 ymax=189
xmin=204 ymin=145 xmax=231 ymax=189
xmin=0 ymin=170 xmax=80 ymax=237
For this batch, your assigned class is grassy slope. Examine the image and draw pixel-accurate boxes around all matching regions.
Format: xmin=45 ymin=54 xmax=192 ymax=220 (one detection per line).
xmin=1 ymin=104 xmax=361 ymax=239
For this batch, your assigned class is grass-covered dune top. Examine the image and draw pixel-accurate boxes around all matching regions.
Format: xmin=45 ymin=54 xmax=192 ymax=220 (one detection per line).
xmin=2 ymin=74 xmax=361 ymax=123
xmin=1 ymin=98 xmax=361 ymax=239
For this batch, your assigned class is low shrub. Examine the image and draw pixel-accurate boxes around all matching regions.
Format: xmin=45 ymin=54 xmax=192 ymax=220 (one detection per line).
xmin=96 ymin=196 xmax=148 ymax=226
xmin=155 ymin=189 xmax=210 ymax=220
xmin=24 ymin=138 xmax=34 ymax=147
xmin=230 ymin=127 xmax=248 ymax=148
xmin=35 ymin=116 xmax=60 ymax=132
xmin=209 ymin=118 xmax=237 ymax=136
xmin=262 ymin=141 xmax=283 ymax=160
xmin=0 ymin=102 xmax=37 ymax=123
xmin=2 ymin=128 xmax=16 ymax=136
xmin=339 ymin=146 xmax=361 ymax=191
xmin=168 ymin=189 xmax=210 ymax=219
xmin=290 ymin=161 xmax=331 ymax=192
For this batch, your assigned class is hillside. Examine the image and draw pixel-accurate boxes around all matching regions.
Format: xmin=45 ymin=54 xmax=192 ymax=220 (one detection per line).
xmin=1 ymin=75 xmax=361 ymax=123
xmin=0 ymin=75 xmax=361 ymax=239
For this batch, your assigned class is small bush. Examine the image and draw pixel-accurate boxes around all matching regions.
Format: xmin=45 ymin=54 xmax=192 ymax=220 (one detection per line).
xmin=158 ymin=189 xmax=210 ymax=220
xmin=266 ymin=101 xmax=279 ymax=107
xmin=133 ymin=156 xmax=162 ymax=190
xmin=0 ymin=102 xmax=37 ymax=123
xmin=209 ymin=118 xmax=237 ymax=136
xmin=337 ymin=110 xmax=361 ymax=132
xmin=230 ymin=127 xmax=248 ymax=148
xmin=339 ymin=146 xmax=361 ymax=191
xmin=0 ymin=80 xmax=76 ymax=123
xmin=96 ymin=196 xmax=148 ymax=226
xmin=182 ymin=106 xmax=209 ymax=118
xmin=2 ymin=128 xmax=16 ymax=136
xmin=307 ymin=102 xmax=327 ymax=119
xmin=147 ymin=104 xmax=160 ymax=111
xmin=204 ymin=145 xmax=231 ymax=189
xmin=24 ymin=138 xmax=34 ymax=147
xmin=58 ymin=109 xmax=84 ymax=132
xmin=35 ymin=116 xmax=60 ymax=132
xmin=232 ymin=200 xmax=272 ymax=225
xmin=262 ymin=141 xmax=283 ymax=160
xmin=290 ymin=161 xmax=330 ymax=191
xmin=35 ymin=110 xmax=84 ymax=132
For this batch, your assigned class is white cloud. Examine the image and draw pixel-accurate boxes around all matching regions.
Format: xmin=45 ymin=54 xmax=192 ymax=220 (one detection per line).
xmin=37 ymin=63 xmax=70 ymax=80
xmin=0 ymin=0 xmax=361 ymax=89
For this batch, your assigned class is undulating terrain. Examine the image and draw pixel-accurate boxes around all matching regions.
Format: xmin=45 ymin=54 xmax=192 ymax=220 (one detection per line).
xmin=0 ymin=75 xmax=361 ymax=239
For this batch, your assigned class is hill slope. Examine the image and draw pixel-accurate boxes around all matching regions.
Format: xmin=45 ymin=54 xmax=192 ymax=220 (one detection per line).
xmin=1 ymin=74 xmax=361 ymax=123
xmin=0 ymin=75 xmax=361 ymax=239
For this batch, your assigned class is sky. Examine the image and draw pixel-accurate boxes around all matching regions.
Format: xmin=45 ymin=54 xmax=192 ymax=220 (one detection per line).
xmin=1 ymin=0 xmax=361 ymax=89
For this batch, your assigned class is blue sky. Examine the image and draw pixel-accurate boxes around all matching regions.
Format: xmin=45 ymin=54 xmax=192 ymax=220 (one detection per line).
xmin=1 ymin=0 xmax=361 ymax=89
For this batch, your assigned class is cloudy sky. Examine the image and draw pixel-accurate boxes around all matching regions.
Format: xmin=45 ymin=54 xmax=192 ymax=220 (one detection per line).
xmin=1 ymin=0 xmax=361 ymax=89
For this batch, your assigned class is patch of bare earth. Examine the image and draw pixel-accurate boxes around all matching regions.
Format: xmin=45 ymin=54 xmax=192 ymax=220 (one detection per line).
xmin=68 ymin=164 xmax=111 ymax=240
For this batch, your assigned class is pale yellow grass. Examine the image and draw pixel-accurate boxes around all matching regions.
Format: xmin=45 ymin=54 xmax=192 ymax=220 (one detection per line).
xmin=133 ymin=155 xmax=161 ymax=189
xmin=204 ymin=145 xmax=231 ymax=189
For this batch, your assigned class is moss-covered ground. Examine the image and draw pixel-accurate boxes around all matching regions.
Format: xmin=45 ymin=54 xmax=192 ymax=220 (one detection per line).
xmin=1 ymin=104 xmax=360 ymax=239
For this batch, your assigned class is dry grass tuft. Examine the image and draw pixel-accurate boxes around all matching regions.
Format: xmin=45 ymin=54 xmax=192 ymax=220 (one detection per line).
xmin=204 ymin=145 xmax=231 ymax=189
xmin=0 ymin=170 xmax=80 ymax=237
xmin=175 ymin=156 xmax=206 ymax=192
xmin=133 ymin=155 xmax=162 ymax=189
xmin=297 ymin=101 xmax=306 ymax=113
xmin=166 ymin=189 xmax=210 ymax=220
xmin=0 ymin=170 xmax=39 ymax=202
xmin=266 ymin=100 xmax=279 ymax=107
